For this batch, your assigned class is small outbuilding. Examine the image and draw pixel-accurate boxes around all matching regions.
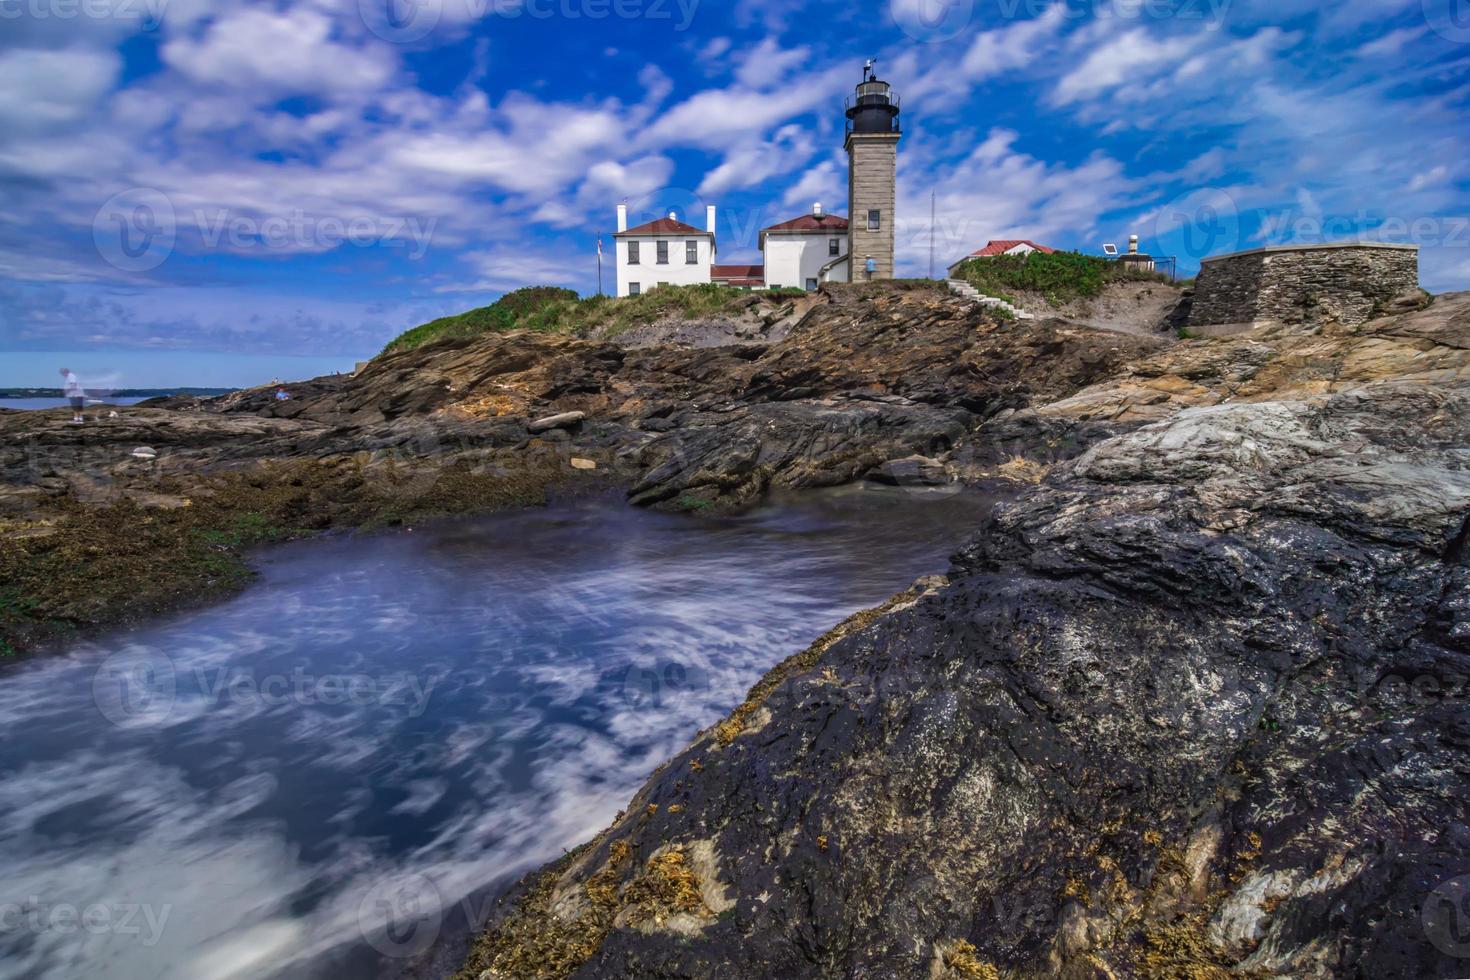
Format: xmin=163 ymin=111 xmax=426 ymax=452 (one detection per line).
xmin=946 ymin=239 xmax=1055 ymax=278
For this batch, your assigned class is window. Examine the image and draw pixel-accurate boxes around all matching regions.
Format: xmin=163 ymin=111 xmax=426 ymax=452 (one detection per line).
xmin=656 ymin=241 xmax=669 ymax=264
xmin=829 ymin=238 xmax=840 ymax=256
xmin=805 ymin=278 xmax=818 ymax=291
xmin=686 ymin=241 xmax=698 ymax=264
xmin=867 ymin=210 xmax=881 ymax=231
xmin=628 ymin=282 xmax=641 ymax=296
xmin=627 ymin=241 xmax=640 ymax=264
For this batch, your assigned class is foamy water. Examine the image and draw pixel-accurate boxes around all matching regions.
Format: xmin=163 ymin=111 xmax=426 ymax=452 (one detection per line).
xmin=0 ymin=486 xmax=989 ymax=978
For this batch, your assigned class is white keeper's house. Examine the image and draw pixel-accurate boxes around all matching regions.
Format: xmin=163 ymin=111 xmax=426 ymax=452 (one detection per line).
xmin=613 ymin=202 xmax=850 ymax=298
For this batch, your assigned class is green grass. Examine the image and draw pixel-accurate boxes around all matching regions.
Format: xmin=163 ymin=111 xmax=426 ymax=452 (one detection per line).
xmin=953 ymin=251 xmax=1173 ymax=307
xmin=381 ymin=283 xmax=811 ymax=356
xmin=382 ymin=286 xmax=581 ymax=354
xmin=568 ymin=284 xmax=803 ymax=339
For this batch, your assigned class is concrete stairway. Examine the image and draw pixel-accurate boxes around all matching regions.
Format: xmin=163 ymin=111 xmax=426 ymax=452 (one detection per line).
xmin=945 ymin=279 xmax=1033 ymax=320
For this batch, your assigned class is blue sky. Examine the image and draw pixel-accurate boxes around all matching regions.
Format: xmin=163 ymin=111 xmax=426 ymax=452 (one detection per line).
xmin=2 ymin=0 xmax=1468 ymax=387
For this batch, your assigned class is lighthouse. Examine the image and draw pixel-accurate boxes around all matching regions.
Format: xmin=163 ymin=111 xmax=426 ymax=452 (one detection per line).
xmin=845 ymin=61 xmax=901 ymax=280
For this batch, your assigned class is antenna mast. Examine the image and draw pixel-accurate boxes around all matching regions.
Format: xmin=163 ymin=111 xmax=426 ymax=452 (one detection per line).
xmin=930 ymin=190 xmax=936 ymax=278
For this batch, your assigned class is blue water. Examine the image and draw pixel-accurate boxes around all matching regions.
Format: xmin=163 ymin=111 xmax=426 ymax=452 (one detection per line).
xmin=0 ymin=397 xmax=152 ymax=411
xmin=0 ymin=486 xmax=990 ymax=980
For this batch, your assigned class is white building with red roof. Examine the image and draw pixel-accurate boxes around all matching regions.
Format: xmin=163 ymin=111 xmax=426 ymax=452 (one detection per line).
xmin=613 ymin=203 xmax=718 ymax=298
xmin=946 ymin=240 xmax=1056 ymax=278
xmin=613 ymin=202 xmax=853 ymax=296
xmin=760 ymin=204 xmax=850 ymax=290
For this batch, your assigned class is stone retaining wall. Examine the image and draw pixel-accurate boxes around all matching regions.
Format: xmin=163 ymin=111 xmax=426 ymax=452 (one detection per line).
xmin=1188 ymin=243 xmax=1419 ymax=334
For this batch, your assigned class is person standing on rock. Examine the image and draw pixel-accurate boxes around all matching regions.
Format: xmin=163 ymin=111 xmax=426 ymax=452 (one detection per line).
xmin=60 ymin=368 xmax=85 ymax=424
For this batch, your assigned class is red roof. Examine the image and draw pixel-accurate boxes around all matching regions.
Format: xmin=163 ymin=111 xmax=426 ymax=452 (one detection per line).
xmin=761 ymin=213 xmax=850 ymax=234
xmin=963 ymin=239 xmax=1057 ymax=258
xmin=615 ymin=216 xmax=712 ymax=238
xmin=711 ymin=264 xmax=764 ymax=280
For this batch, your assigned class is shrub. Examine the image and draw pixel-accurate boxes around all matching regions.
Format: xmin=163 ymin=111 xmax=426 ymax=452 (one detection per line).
xmin=954 ymin=251 xmax=1173 ymax=307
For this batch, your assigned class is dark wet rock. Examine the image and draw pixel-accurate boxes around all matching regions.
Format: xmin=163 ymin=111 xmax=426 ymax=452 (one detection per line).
xmin=865 ymin=454 xmax=948 ymax=487
xmin=456 ymin=380 xmax=1470 ymax=980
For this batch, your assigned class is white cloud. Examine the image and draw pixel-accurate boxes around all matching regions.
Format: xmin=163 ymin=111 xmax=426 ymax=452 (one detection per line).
xmin=161 ymin=8 xmax=396 ymax=98
xmin=1407 ymin=166 xmax=1451 ymax=193
xmin=698 ymin=124 xmax=815 ymax=196
xmin=1358 ymin=26 xmax=1427 ymax=59
xmin=383 ymin=97 xmax=625 ymax=196
xmin=1052 ymin=27 xmax=1199 ymax=105
xmin=780 ymin=158 xmax=846 ymax=211
xmin=0 ymin=47 xmax=119 ymax=133
xmin=886 ymin=6 xmax=1067 ymax=111
xmin=639 ymin=64 xmax=848 ymax=150
xmin=733 ymin=37 xmax=811 ymax=88
xmin=442 ymin=245 xmax=585 ymax=292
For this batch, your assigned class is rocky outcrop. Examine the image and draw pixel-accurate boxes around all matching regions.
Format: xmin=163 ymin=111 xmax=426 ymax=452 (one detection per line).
xmin=0 ymin=284 xmax=1157 ymax=653
xmin=1039 ymin=291 xmax=1470 ymax=423
xmin=458 ymin=379 xmax=1470 ymax=979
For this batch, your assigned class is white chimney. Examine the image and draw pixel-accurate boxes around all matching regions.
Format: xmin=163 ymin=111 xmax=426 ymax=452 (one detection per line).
xmin=669 ymin=210 xmax=678 ymax=221
xmin=1128 ymin=235 xmax=1139 ymax=255
xmin=813 ymin=202 xmax=823 ymax=218
xmin=706 ymin=204 xmax=717 ymax=234
xmin=616 ymin=203 xmax=627 ymax=233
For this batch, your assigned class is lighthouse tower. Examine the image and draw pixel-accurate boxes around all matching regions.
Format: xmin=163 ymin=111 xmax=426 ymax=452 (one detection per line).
xmin=845 ymin=62 xmax=901 ymax=280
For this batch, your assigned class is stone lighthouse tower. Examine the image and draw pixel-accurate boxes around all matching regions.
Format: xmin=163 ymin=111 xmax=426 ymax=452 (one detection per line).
xmin=845 ymin=61 xmax=901 ymax=280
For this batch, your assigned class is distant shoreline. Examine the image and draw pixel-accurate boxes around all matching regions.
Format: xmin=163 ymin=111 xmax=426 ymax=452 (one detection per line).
xmin=0 ymin=387 xmax=236 ymax=399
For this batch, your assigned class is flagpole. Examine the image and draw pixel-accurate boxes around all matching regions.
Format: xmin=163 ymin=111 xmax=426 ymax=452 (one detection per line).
xmin=597 ymin=236 xmax=604 ymax=297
